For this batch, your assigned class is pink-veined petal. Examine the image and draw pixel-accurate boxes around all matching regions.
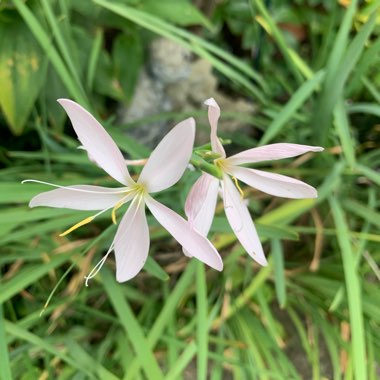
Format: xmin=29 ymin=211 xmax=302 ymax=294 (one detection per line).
xmin=204 ymin=98 xmax=226 ymax=157
xmin=58 ymin=99 xmax=133 ymax=186
xmin=228 ymin=166 xmax=318 ymax=198
xmin=145 ymin=196 xmax=223 ymax=271
xmin=227 ymin=143 xmax=324 ymax=166
xmin=114 ymin=197 xmax=149 ymax=282
xmin=29 ymin=185 xmax=126 ymax=210
xmin=138 ymin=118 xmax=195 ymax=193
xmin=222 ymin=175 xmax=267 ymax=266
xmin=185 ymin=173 xmax=219 ymax=236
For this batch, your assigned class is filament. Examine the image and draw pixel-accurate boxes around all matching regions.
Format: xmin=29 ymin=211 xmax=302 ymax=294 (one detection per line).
xmin=59 ymin=193 xmax=133 ymax=236
xmin=22 ymin=179 xmax=129 ymax=194
xmin=111 ymin=200 xmax=125 ymax=224
xmin=84 ymin=243 xmax=114 ymax=286
xmin=231 ymin=176 xmax=244 ymax=200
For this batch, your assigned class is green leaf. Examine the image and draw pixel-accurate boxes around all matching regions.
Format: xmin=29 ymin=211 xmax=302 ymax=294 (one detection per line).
xmin=260 ymin=70 xmax=325 ymax=145
xmin=12 ymin=0 xmax=90 ymax=109
xmin=93 ymin=0 xmax=266 ymax=102
xmin=0 ymin=12 xmax=47 ymax=134
xmin=101 ymin=268 xmax=165 ymax=380
xmin=196 ymin=262 xmax=208 ymax=380
xmin=112 ymin=32 xmax=143 ymax=101
xmin=140 ymin=0 xmax=214 ymax=30
xmin=313 ymin=7 xmax=378 ymax=145
xmin=343 ymin=199 xmax=380 ymax=228
xmin=329 ymin=196 xmax=367 ymax=380
xmin=124 ymin=261 xmax=197 ymax=379
xmin=0 ymin=303 xmax=12 ymax=380
xmin=252 ymin=0 xmax=313 ymax=82
xmin=5 ymin=321 xmax=95 ymax=377
xmin=356 ymin=163 xmax=380 ymax=186
xmin=272 ymin=239 xmax=286 ymax=308
xmin=333 ymin=98 xmax=356 ymax=168
xmin=94 ymin=49 xmax=124 ymax=100
xmin=0 ymin=254 xmax=71 ymax=303
xmin=144 ymin=256 xmax=169 ymax=281
xmin=0 ymin=182 xmax=50 ymax=204
xmin=347 ymin=102 xmax=380 ymax=117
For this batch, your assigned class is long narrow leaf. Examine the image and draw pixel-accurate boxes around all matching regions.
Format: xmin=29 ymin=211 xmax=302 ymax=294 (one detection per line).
xmin=329 ymin=196 xmax=367 ymax=380
xmin=196 ymin=262 xmax=208 ymax=380
xmin=260 ymin=70 xmax=325 ymax=145
xmin=0 ymin=303 xmax=12 ymax=380
xmin=333 ymin=98 xmax=356 ymax=168
xmin=93 ymin=0 xmax=266 ymax=102
xmin=12 ymin=0 xmax=89 ymax=108
xmin=124 ymin=261 xmax=197 ymax=380
xmin=101 ymin=268 xmax=164 ymax=380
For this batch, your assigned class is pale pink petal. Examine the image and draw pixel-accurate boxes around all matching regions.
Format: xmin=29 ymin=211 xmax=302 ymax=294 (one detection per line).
xmin=222 ymin=175 xmax=267 ymax=266
xmin=114 ymin=197 xmax=149 ymax=282
xmin=145 ymin=196 xmax=223 ymax=271
xmin=29 ymin=185 xmax=126 ymax=210
xmin=204 ymin=98 xmax=226 ymax=157
xmin=228 ymin=166 xmax=318 ymax=198
xmin=58 ymin=99 xmax=133 ymax=186
xmin=185 ymin=173 xmax=219 ymax=236
xmin=227 ymin=143 xmax=324 ymax=166
xmin=138 ymin=118 xmax=195 ymax=193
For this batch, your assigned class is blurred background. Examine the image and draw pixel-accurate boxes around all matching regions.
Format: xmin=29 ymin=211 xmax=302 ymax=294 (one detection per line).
xmin=0 ymin=0 xmax=379 ymax=379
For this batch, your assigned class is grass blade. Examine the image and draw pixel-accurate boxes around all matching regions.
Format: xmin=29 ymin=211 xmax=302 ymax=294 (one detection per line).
xmin=39 ymin=0 xmax=84 ymax=94
xmin=347 ymin=102 xmax=380 ymax=117
xmin=251 ymin=0 xmax=313 ymax=81
xmin=12 ymin=0 xmax=89 ymax=109
xmin=0 ymin=254 xmax=71 ymax=304
xmin=93 ymin=0 xmax=266 ymax=102
xmin=356 ymin=164 xmax=380 ymax=186
xmin=196 ymin=262 xmax=208 ymax=380
xmin=272 ymin=239 xmax=286 ymax=308
xmin=5 ymin=321 xmax=95 ymax=377
xmin=313 ymin=7 xmax=378 ymax=144
xmin=166 ymin=342 xmax=197 ymax=380
xmin=101 ymin=267 xmax=164 ymax=380
xmin=333 ymin=98 xmax=356 ymax=168
xmin=329 ymin=196 xmax=367 ymax=380
xmin=0 ymin=302 xmax=12 ymax=380
xmin=260 ymin=70 xmax=325 ymax=145
xmin=124 ymin=261 xmax=197 ymax=379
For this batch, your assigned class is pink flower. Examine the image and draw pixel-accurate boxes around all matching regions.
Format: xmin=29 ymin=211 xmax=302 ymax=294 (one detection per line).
xmin=26 ymin=99 xmax=222 ymax=283
xmin=185 ymin=98 xmax=324 ymax=266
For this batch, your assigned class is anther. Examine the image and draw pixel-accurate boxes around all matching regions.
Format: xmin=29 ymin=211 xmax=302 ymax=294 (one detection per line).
xmin=59 ymin=216 xmax=96 ymax=237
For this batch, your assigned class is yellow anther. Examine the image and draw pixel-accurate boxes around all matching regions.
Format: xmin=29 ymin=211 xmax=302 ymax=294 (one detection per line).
xmin=232 ymin=176 xmax=245 ymax=200
xmin=59 ymin=215 xmax=96 ymax=237
xmin=111 ymin=200 xmax=125 ymax=224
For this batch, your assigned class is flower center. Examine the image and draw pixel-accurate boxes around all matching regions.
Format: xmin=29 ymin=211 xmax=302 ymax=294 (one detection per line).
xmin=131 ymin=182 xmax=147 ymax=197
xmin=214 ymin=159 xmax=244 ymax=199
xmin=214 ymin=158 xmax=228 ymax=171
xmin=111 ymin=183 xmax=147 ymax=224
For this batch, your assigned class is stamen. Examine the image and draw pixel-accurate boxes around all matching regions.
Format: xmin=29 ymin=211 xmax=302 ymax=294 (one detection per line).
xmin=84 ymin=244 xmax=114 ymax=286
xmin=232 ymin=176 xmax=244 ymax=200
xmin=111 ymin=200 xmax=125 ymax=224
xmin=84 ymin=195 xmax=144 ymax=286
xmin=59 ymin=216 xmax=96 ymax=236
xmin=22 ymin=179 xmax=129 ymax=194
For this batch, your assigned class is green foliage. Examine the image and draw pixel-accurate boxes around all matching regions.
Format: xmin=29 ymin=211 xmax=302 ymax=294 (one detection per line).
xmin=0 ymin=9 xmax=47 ymax=134
xmin=1 ymin=0 xmax=380 ymax=379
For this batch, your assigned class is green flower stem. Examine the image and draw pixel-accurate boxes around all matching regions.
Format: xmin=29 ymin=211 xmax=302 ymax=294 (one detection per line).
xmin=190 ymin=153 xmax=223 ymax=179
